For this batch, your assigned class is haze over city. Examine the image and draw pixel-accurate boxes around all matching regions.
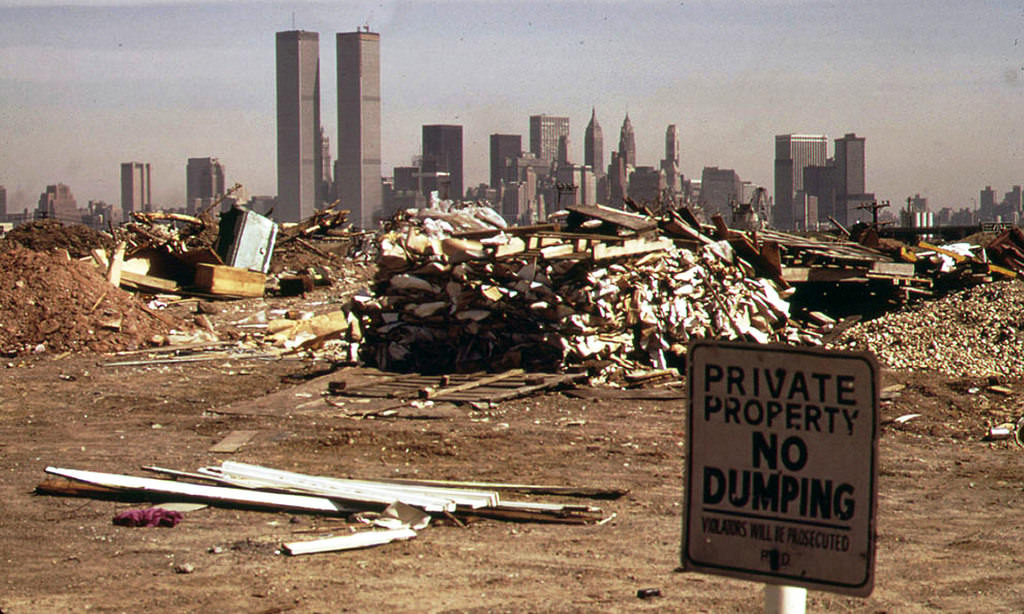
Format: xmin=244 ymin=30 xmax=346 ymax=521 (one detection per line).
xmin=1 ymin=0 xmax=1022 ymax=212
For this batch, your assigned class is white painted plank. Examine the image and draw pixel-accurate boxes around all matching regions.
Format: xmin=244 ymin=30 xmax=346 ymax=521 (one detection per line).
xmin=45 ymin=467 xmax=351 ymax=515
xmin=283 ymin=528 xmax=417 ymax=555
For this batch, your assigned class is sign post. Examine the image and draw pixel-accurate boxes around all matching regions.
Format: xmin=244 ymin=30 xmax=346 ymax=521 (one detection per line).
xmin=682 ymin=340 xmax=879 ymax=605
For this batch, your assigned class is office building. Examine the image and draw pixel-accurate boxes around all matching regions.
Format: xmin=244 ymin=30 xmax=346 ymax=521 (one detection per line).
xmin=834 ymin=133 xmax=873 ymax=225
xmin=618 ymin=114 xmax=636 ymax=168
xmin=186 ymin=157 xmax=225 ymax=215
xmin=336 ymin=30 xmax=382 ymax=228
xmin=276 ymin=30 xmax=322 ymax=223
xmin=529 ymin=114 xmax=569 ymax=164
xmin=607 ymin=151 xmax=627 ymax=207
xmin=628 ymin=166 xmax=666 ymax=205
xmin=803 ymin=163 xmax=838 ymax=227
xmin=120 ymin=162 xmax=151 ymax=220
xmin=319 ymin=126 xmax=333 ymax=203
xmin=584 ymin=108 xmax=603 ymax=175
xmin=490 ymin=134 xmax=522 ymax=188
xmin=422 ymin=124 xmax=463 ymax=200
xmin=700 ymin=166 xmax=742 ymax=218
xmin=38 ymin=183 xmax=79 ymax=222
xmin=661 ymin=124 xmax=682 ymax=194
xmin=774 ymin=134 xmax=827 ymax=229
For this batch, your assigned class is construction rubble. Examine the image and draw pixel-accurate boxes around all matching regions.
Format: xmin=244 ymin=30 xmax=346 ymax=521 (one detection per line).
xmin=355 ymin=203 xmax=814 ymax=376
xmin=6 ymin=199 xmax=1024 ymax=378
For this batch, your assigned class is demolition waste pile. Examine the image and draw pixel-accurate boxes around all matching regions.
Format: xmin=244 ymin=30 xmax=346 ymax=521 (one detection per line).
xmin=4 ymin=202 xmax=1024 ymax=381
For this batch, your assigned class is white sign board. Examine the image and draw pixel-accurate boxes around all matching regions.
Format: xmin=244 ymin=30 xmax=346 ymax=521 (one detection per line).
xmin=682 ymin=340 xmax=878 ymax=597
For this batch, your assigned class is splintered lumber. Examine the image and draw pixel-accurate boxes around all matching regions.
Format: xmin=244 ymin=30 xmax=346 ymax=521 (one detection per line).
xmin=106 ymin=241 xmax=126 ymax=287
xmin=591 ymin=236 xmax=674 ymax=261
xmin=44 ymin=467 xmax=353 ymax=515
xmin=194 ymin=263 xmax=265 ymax=298
xmin=564 ymin=204 xmax=658 ymax=235
xmin=283 ymin=528 xmax=417 ymax=555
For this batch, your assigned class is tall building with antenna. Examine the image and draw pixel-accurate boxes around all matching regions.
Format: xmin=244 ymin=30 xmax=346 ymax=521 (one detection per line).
xmin=276 ymin=30 xmax=322 ymax=223
xmin=336 ymin=29 xmax=383 ymax=229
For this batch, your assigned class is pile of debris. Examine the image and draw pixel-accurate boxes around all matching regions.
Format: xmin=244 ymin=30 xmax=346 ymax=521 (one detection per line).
xmin=0 ymin=246 xmax=181 ymax=355
xmin=40 ymin=461 xmax=615 ymax=555
xmin=0 ymin=219 xmax=113 ymax=258
xmin=354 ymin=203 xmax=817 ymax=376
xmin=832 ymin=279 xmax=1024 ymax=378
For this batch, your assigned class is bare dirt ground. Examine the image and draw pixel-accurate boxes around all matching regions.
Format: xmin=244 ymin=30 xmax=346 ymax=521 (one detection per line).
xmin=3 ymin=285 xmax=1024 ymax=613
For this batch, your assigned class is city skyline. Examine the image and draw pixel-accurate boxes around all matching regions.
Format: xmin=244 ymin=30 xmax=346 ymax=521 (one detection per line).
xmin=1 ymin=1 xmax=1022 ymax=213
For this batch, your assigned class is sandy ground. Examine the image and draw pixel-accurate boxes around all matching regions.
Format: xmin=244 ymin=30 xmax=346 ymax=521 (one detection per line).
xmin=3 ymin=331 xmax=1024 ymax=614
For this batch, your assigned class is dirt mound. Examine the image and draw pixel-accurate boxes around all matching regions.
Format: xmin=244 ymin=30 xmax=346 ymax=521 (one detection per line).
xmin=0 ymin=219 xmax=114 ymax=259
xmin=0 ymin=246 xmax=181 ymax=356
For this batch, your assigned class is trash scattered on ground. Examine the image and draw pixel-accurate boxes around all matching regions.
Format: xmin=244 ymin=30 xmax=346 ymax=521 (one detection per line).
xmin=112 ymin=507 xmax=183 ymax=528
xmin=38 ymin=461 xmax=614 ymax=555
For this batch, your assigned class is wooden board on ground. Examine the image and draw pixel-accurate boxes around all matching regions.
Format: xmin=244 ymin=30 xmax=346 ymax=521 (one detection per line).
xmin=332 ymin=370 xmax=584 ymax=403
xmin=194 ymin=263 xmax=265 ymax=298
xmin=209 ymin=430 xmax=259 ymax=453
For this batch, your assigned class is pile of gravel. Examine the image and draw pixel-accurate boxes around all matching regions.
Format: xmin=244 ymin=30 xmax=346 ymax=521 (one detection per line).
xmin=831 ymin=280 xmax=1024 ymax=378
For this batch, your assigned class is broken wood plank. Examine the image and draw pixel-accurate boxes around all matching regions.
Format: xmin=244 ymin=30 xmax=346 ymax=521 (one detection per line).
xmin=374 ymin=477 xmax=628 ymax=500
xmin=283 ymin=528 xmax=417 ymax=555
xmin=419 ymin=369 xmax=525 ymax=399
xmin=120 ymin=270 xmax=182 ymax=294
xmin=106 ymin=241 xmax=126 ymax=287
xmin=194 ymin=263 xmax=265 ymax=298
xmin=564 ymin=203 xmax=658 ymax=234
xmin=43 ymin=467 xmax=354 ymax=515
xmin=591 ymin=236 xmax=674 ymax=261
xmin=209 ymin=430 xmax=259 ymax=453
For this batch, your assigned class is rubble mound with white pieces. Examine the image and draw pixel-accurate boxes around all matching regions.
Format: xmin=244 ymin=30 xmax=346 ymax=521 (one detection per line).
xmin=832 ymin=279 xmax=1024 ymax=378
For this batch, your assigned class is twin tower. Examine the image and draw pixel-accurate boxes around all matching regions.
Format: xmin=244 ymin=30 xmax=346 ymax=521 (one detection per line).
xmin=276 ymin=30 xmax=382 ymax=227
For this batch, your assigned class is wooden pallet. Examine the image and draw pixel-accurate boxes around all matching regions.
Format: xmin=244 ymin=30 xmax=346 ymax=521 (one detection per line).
xmin=329 ymin=369 xmax=584 ymax=403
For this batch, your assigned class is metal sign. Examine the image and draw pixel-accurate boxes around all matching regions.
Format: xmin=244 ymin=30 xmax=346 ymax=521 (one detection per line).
xmin=682 ymin=340 xmax=878 ymax=596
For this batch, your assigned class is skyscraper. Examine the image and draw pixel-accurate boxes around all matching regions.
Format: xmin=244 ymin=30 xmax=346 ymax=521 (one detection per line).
xmin=490 ymin=134 xmax=521 ymax=188
xmin=584 ymin=108 xmax=603 ymax=174
xmin=834 ymin=132 xmax=872 ymax=224
xmin=336 ymin=30 xmax=382 ymax=229
xmin=422 ymin=124 xmax=463 ymax=200
xmin=618 ymin=114 xmax=636 ymax=168
xmin=661 ymin=124 xmax=681 ymax=193
xmin=557 ymin=134 xmax=571 ymax=167
xmin=276 ymin=30 xmax=322 ymax=223
xmin=529 ymin=114 xmax=570 ymax=164
xmin=319 ymin=126 xmax=333 ymax=203
xmin=186 ymin=157 xmax=225 ymax=215
xmin=39 ymin=183 xmax=79 ymax=222
xmin=120 ymin=162 xmax=151 ymax=220
xmin=774 ymin=134 xmax=827 ymax=230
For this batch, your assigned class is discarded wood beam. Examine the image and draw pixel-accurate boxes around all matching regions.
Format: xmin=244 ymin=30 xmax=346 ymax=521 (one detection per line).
xmin=419 ymin=369 xmax=525 ymax=399
xmin=106 ymin=241 xmax=126 ymax=287
xmin=375 ymin=477 xmax=628 ymax=500
xmin=43 ymin=467 xmax=354 ymax=515
xmin=194 ymin=263 xmax=265 ymax=298
xmin=564 ymin=203 xmax=658 ymax=234
xmin=591 ymin=236 xmax=674 ymax=261
xmin=209 ymin=430 xmax=259 ymax=453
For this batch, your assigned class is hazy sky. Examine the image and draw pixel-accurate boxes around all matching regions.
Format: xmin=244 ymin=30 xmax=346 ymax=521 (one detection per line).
xmin=1 ymin=0 xmax=1022 ymax=213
